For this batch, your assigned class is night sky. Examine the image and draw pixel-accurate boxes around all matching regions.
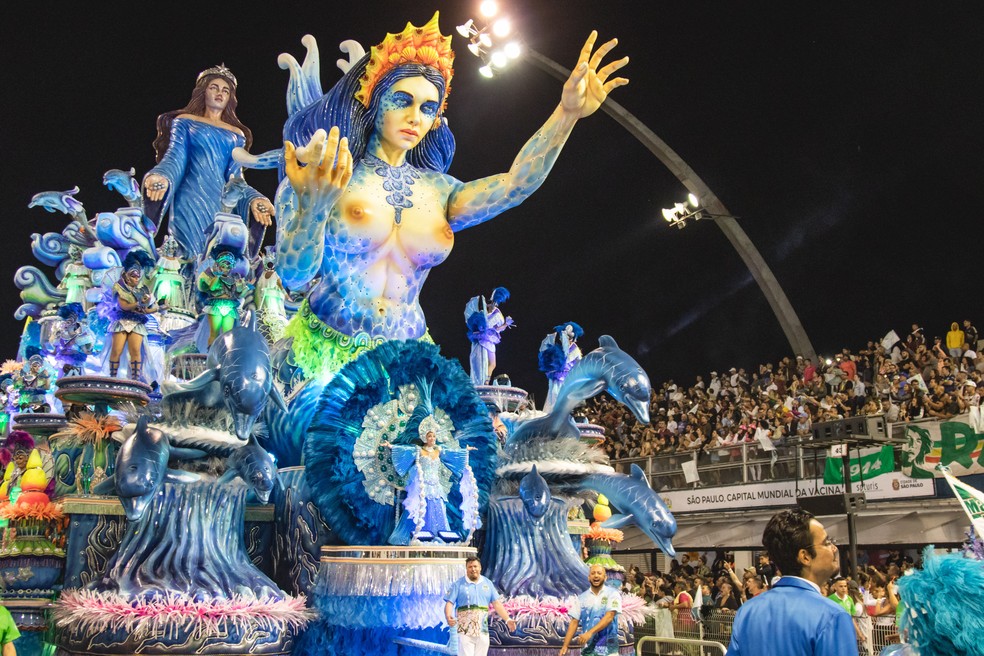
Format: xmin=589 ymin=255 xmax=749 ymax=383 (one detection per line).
xmin=3 ymin=2 xmax=981 ymax=403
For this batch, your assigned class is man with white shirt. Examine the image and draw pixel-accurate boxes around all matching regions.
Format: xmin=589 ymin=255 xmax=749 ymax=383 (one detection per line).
xmin=727 ymin=509 xmax=857 ymax=656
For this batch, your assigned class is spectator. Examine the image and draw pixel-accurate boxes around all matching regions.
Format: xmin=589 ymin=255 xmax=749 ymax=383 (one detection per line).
xmin=963 ymin=319 xmax=978 ymax=349
xmin=946 ymin=322 xmax=965 ymax=359
xmin=743 ymin=576 xmax=767 ymax=600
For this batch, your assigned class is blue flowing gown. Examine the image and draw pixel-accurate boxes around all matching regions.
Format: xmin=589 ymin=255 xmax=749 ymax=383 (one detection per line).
xmin=147 ymin=117 xmax=262 ymax=259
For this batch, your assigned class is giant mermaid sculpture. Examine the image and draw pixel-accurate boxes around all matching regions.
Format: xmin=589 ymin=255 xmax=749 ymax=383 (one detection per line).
xmin=265 ymin=14 xmax=628 ymax=382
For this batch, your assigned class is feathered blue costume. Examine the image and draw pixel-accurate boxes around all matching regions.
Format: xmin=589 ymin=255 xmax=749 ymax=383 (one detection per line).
xmin=302 ymin=340 xmax=496 ymax=546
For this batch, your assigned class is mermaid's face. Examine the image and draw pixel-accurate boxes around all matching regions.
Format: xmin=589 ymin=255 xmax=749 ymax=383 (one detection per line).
xmin=374 ymin=77 xmax=440 ymax=153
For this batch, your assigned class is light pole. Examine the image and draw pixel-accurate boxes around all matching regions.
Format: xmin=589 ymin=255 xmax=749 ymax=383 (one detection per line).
xmin=458 ymin=13 xmax=818 ymax=364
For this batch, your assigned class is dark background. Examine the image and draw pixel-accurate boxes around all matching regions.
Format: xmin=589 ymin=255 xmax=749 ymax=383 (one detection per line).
xmin=3 ymin=2 xmax=982 ymax=403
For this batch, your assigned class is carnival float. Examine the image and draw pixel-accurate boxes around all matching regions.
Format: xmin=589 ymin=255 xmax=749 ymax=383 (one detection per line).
xmin=0 ymin=12 xmax=678 ymax=656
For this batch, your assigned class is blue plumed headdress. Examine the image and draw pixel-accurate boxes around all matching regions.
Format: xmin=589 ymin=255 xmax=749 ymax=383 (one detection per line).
xmin=58 ymin=303 xmax=85 ymax=320
xmin=123 ymin=249 xmax=155 ymax=273
xmin=554 ymin=322 xmax=584 ymax=339
xmin=490 ymin=287 xmax=510 ymax=304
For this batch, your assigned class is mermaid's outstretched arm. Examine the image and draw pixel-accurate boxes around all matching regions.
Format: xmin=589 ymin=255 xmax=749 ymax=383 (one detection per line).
xmin=447 ymin=31 xmax=628 ymax=231
xmin=275 ymin=127 xmax=353 ymax=289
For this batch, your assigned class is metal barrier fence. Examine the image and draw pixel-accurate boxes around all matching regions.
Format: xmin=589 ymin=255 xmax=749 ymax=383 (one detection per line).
xmin=611 ymin=440 xmax=903 ymax=492
xmin=634 ymin=607 xmax=898 ymax=656
xmin=636 ymin=636 xmax=727 ymax=656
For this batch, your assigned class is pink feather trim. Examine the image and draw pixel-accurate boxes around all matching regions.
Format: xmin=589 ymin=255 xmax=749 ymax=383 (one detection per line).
xmin=52 ymin=589 xmax=316 ymax=635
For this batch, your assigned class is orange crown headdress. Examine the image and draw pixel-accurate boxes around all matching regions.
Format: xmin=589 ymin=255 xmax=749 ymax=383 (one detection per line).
xmin=356 ymin=12 xmax=455 ymax=112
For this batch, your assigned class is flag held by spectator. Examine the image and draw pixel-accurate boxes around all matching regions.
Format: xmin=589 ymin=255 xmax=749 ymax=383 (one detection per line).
xmin=940 ymin=465 xmax=984 ymax=537
xmin=823 ymin=445 xmax=895 ymax=484
xmin=881 ymin=330 xmax=900 ymax=351
xmin=681 ymin=458 xmax=700 ymax=484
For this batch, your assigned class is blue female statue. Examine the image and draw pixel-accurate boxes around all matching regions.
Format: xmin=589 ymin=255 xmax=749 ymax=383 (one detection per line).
xmin=144 ymin=65 xmax=274 ymax=259
xmin=271 ymin=14 xmax=628 ymax=382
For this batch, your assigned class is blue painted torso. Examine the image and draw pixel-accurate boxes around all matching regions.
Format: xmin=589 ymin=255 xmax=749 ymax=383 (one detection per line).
xmin=306 ymin=159 xmax=455 ymax=340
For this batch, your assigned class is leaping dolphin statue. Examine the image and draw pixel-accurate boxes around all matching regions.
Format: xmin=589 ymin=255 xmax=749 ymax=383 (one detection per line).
xmin=102 ymin=167 xmax=142 ymax=207
xmin=507 ymin=335 xmax=651 ymax=445
xmin=519 ymin=464 xmax=551 ymax=519
xmin=577 ymin=464 xmax=677 ymax=557
xmin=93 ymin=416 xmax=202 ymax=521
xmin=216 ymin=437 xmax=279 ymax=503
xmin=28 ymin=186 xmax=85 ymax=216
xmin=164 ymin=313 xmax=289 ymax=442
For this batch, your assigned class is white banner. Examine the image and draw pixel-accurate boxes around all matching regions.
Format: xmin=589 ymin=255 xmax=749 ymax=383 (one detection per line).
xmin=681 ymin=459 xmax=700 ymax=484
xmin=659 ymin=473 xmax=934 ymax=514
xmin=900 ymin=413 xmax=984 ymax=478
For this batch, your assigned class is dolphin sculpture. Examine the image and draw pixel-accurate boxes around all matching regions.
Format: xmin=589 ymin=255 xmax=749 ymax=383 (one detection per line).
xmin=103 ymin=167 xmax=142 ymax=207
xmin=216 ymin=437 xmax=279 ymax=503
xmin=93 ymin=416 xmax=202 ymax=521
xmin=507 ymin=335 xmax=651 ymax=445
xmin=577 ymin=464 xmax=677 ymax=557
xmin=519 ymin=464 xmax=551 ymax=519
xmin=164 ymin=313 xmax=289 ymax=442
xmin=28 ymin=186 xmax=85 ymax=216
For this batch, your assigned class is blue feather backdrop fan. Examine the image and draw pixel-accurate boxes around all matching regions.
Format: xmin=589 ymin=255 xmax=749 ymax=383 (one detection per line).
xmin=302 ymin=340 xmax=497 ymax=545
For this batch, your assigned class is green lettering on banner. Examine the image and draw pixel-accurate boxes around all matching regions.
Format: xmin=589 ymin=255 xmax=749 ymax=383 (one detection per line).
xmin=957 ymin=488 xmax=984 ymax=520
xmin=940 ymin=422 xmax=983 ymax=469
xmin=824 ymin=446 xmax=895 ymax=485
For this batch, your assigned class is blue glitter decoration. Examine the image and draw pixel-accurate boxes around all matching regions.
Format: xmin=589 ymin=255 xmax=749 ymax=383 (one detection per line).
xmin=363 ymin=153 xmax=420 ymax=225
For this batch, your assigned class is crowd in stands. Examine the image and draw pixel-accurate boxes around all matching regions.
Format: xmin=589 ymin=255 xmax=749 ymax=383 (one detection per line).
xmin=585 ymin=319 xmax=982 ymax=463
xmin=624 ymin=550 xmax=913 ymax=655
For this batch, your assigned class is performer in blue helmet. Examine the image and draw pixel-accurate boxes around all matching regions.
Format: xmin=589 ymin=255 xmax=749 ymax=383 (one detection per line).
xmin=539 ymin=321 xmax=584 ymax=412
xmin=465 ymin=287 xmax=514 ymax=386
xmin=197 ymin=247 xmax=252 ymax=346
xmin=107 ymin=250 xmax=160 ymax=380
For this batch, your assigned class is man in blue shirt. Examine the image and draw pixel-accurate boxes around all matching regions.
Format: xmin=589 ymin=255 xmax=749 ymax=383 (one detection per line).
xmin=445 ymin=557 xmax=516 ymax=656
xmin=727 ymin=509 xmax=858 ymax=656
xmin=560 ymin=564 xmax=621 ymax=656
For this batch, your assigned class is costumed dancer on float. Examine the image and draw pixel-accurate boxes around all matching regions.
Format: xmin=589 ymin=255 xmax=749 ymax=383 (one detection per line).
xmin=50 ymin=303 xmax=96 ymax=376
xmin=4 ymin=430 xmax=55 ymax=499
xmin=465 ymin=287 xmax=514 ymax=386
xmin=538 ymin=322 xmax=584 ymax=412
xmin=58 ymin=244 xmax=93 ymax=310
xmin=271 ymin=14 xmax=629 ymax=382
xmin=106 ymin=250 xmax=161 ymax=380
xmin=254 ymin=246 xmax=289 ymax=341
xmin=13 ymin=351 xmax=53 ymax=413
xmin=143 ymin=64 xmax=274 ymax=260
xmin=197 ymin=248 xmax=252 ymax=346
xmin=150 ymin=234 xmax=187 ymax=310
xmin=381 ymin=415 xmax=480 ymax=544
